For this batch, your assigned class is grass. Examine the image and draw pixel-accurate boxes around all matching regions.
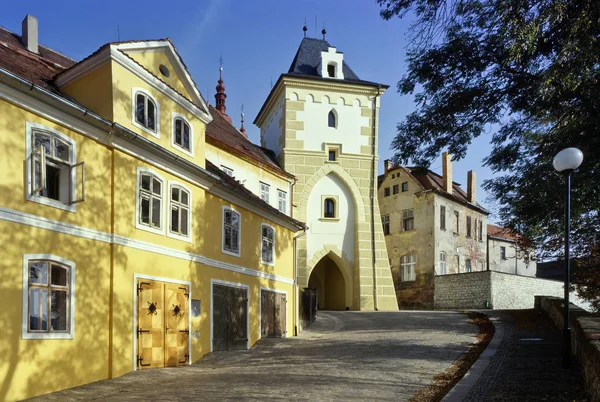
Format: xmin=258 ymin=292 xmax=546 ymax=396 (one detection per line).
xmin=409 ymin=311 xmax=495 ymax=402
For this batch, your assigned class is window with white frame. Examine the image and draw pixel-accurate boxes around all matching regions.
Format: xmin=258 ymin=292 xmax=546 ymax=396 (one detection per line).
xmin=261 ymin=224 xmax=275 ymax=264
xmin=135 ymin=91 xmax=157 ymax=133
xmin=260 ymin=182 xmax=270 ymax=203
xmin=440 ymin=206 xmax=446 ymax=230
xmin=223 ymin=208 xmax=241 ymax=255
xmin=454 ymin=211 xmax=460 ymax=234
xmin=169 ymin=184 xmax=190 ymax=238
xmin=27 ymin=124 xmax=84 ymax=211
xmin=173 ymin=116 xmax=191 ymax=152
xmin=466 ymin=259 xmax=472 ymax=272
xmin=138 ymin=170 xmax=163 ymax=231
xmin=277 ymin=190 xmax=287 ymax=213
xmin=500 ymin=246 xmax=507 ymax=260
xmin=402 ymin=209 xmax=414 ymax=231
xmin=221 ymin=165 xmax=233 ymax=177
xmin=439 ymin=252 xmax=447 ymax=275
xmin=382 ymin=215 xmax=390 ymax=235
xmin=400 ymin=254 xmax=416 ymax=282
xmin=23 ymin=255 xmax=75 ymax=339
xmin=323 ymin=197 xmax=336 ymax=218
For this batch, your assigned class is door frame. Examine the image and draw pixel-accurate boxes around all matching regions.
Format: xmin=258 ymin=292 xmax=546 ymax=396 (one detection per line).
xmin=132 ymin=274 xmax=192 ymax=371
xmin=210 ymin=279 xmax=249 ymax=352
xmin=259 ymin=286 xmax=288 ymax=340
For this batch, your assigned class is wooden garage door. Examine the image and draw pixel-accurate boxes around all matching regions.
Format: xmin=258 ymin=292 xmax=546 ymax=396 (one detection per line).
xmin=212 ymin=284 xmax=248 ymax=351
xmin=137 ymin=279 xmax=189 ymax=369
xmin=261 ymin=290 xmax=286 ymax=338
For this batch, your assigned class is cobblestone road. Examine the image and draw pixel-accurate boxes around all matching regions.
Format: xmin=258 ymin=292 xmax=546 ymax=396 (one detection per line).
xmin=31 ymin=311 xmax=477 ymax=401
xmin=463 ymin=309 xmax=588 ymax=401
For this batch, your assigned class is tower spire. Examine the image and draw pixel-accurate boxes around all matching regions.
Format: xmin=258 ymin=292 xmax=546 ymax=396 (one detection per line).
xmin=214 ymin=55 xmax=231 ymax=123
xmin=239 ymin=104 xmax=248 ymax=138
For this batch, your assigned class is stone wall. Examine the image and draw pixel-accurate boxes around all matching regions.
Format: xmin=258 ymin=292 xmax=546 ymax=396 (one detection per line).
xmin=434 ymin=270 xmax=592 ymax=311
xmin=537 ymin=296 xmax=600 ymax=401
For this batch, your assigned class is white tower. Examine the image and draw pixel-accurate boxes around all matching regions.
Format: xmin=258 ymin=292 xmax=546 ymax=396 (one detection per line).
xmin=254 ymin=33 xmax=397 ymax=311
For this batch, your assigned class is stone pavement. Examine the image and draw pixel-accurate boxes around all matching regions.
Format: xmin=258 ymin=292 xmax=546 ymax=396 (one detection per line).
xmin=30 ymin=311 xmax=477 ymax=401
xmin=462 ymin=309 xmax=588 ymax=401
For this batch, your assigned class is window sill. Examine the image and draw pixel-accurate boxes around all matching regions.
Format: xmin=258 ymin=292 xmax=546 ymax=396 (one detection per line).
xmin=172 ymin=144 xmax=194 ymax=158
xmin=400 ymin=279 xmax=416 ymax=283
xmin=325 ymin=160 xmax=339 ymax=164
xmin=136 ymin=221 xmax=165 ymax=236
xmin=221 ymin=248 xmax=241 ymax=258
xmin=27 ymin=194 xmax=76 ymax=213
xmin=22 ymin=332 xmax=74 ymax=340
xmin=167 ymin=231 xmax=192 ymax=243
xmin=132 ymin=120 xmax=160 ymax=139
xmin=319 ymin=217 xmax=340 ymax=222
xmin=260 ymin=260 xmax=275 ymax=267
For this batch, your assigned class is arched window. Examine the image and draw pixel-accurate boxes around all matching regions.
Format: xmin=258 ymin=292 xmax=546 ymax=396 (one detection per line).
xmin=439 ymin=252 xmax=447 ymax=275
xmin=328 ymin=109 xmax=337 ymax=128
xmin=135 ymin=92 xmax=157 ymax=132
xmin=173 ymin=117 xmax=191 ymax=151
xmin=323 ymin=198 xmax=336 ymax=218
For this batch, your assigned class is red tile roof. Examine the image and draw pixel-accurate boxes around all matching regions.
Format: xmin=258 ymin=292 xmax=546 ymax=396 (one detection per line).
xmin=206 ymin=105 xmax=290 ymax=177
xmin=487 ymin=224 xmax=520 ymax=242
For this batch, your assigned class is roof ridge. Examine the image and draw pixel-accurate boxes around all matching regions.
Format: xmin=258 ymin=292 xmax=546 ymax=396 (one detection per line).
xmin=0 ymin=25 xmax=77 ymax=63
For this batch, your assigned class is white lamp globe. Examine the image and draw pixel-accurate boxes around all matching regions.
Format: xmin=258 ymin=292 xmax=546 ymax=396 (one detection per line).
xmin=553 ymin=148 xmax=583 ymax=172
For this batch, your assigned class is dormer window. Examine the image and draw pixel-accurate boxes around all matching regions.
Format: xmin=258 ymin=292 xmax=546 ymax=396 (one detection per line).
xmin=327 ymin=63 xmax=336 ymax=78
xmin=328 ymin=110 xmax=337 ymax=128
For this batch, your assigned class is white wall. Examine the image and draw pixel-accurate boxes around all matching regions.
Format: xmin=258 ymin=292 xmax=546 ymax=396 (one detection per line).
xmin=295 ymin=95 xmax=370 ymax=155
xmin=306 ymin=173 xmax=355 ymax=263
xmin=260 ymin=97 xmax=284 ymax=158
xmin=488 ymin=237 xmax=537 ymax=277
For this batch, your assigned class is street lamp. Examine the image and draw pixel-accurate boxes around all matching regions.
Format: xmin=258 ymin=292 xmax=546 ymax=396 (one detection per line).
xmin=553 ymin=147 xmax=584 ymax=369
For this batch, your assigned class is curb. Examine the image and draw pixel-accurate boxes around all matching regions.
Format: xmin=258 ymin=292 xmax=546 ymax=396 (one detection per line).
xmin=442 ymin=312 xmax=504 ymax=402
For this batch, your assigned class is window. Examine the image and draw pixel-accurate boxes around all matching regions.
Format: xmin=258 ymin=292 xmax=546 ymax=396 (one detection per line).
xmin=401 ymin=182 xmax=409 ymax=192
xmin=23 ymin=255 xmax=75 ymax=339
xmin=402 ymin=209 xmax=414 ymax=231
xmin=500 ymin=246 xmax=507 ymax=260
xmin=466 ymin=259 xmax=472 ymax=272
xmin=328 ymin=110 xmax=337 ymax=128
xmin=277 ymin=190 xmax=287 ymax=213
xmin=467 ymin=216 xmax=472 ymax=238
xmin=393 ymin=184 xmax=399 ymax=194
xmin=439 ymin=252 xmax=447 ymax=275
xmin=260 ymin=182 xmax=270 ymax=203
xmin=328 ymin=150 xmax=337 ymax=161
xmin=261 ymin=224 xmax=275 ymax=264
xmin=168 ymin=183 xmax=191 ymax=240
xmin=223 ymin=208 xmax=241 ymax=256
xmin=137 ymin=169 xmax=164 ymax=234
xmin=440 ymin=206 xmax=446 ymax=230
xmin=221 ymin=165 xmax=233 ymax=177
xmin=382 ymin=215 xmax=390 ymax=235
xmin=455 ymin=255 xmax=460 ymax=271
xmin=327 ymin=63 xmax=336 ymax=77
xmin=134 ymin=90 xmax=158 ymax=135
xmin=478 ymin=220 xmax=483 ymax=241
xmin=454 ymin=211 xmax=460 ymax=234
xmin=400 ymin=254 xmax=416 ymax=282
xmin=384 ymin=187 xmax=391 ymax=197
xmin=172 ymin=115 xmax=192 ymax=154
xmin=27 ymin=123 xmax=84 ymax=212
xmin=323 ymin=197 xmax=336 ymax=218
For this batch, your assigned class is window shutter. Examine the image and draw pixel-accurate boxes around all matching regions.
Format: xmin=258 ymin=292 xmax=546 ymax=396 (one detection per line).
xmin=70 ymin=161 xmax=85 ymax=204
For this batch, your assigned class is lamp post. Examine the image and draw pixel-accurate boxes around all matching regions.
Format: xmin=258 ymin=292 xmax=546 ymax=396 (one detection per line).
xmin=553 ymin=147 xmax=583 ymax=369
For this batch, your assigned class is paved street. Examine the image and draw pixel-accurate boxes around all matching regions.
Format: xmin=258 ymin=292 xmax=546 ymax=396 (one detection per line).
xmin=463 ymin=309 xmax=588 ymax=401
xmin=32 ymin=311 xmax=477 ymax=401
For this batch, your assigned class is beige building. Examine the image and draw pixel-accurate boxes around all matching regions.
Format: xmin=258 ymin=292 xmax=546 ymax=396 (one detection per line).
xmin=378 ymin=153 xmax=489 ymax=309
xmin=487 ymin=224 xmax=537 ymax=277
xmin=254 ymin=36 xmax=398 ymax=311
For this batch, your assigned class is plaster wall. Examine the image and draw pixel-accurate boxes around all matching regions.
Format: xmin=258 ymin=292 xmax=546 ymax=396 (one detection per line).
xmin=488 ymin=237 xmax=537 ymax=277
xmin=259 ymin=95 xmax=284 ymax=158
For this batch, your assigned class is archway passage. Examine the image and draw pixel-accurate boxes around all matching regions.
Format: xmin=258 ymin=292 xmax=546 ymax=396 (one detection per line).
xmin=308 ymin=255 xmax=346 ymax=311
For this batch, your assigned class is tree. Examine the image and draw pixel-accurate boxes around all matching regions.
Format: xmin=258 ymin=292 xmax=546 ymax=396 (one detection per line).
xmin=378 ymin=0 xmax=600 ymax=308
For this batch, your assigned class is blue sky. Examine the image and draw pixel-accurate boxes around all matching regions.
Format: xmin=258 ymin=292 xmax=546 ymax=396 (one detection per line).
xmin=2 ymin=0 xmax=499 ymax=220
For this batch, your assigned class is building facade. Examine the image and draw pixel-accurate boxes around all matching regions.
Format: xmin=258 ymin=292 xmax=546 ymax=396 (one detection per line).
xmin=0 ymin=16 xmax=304 ymax=401
xmin=487 ymin=224 xmax=537 ymax=277
xmin=254 ymin=36 xmax=398 ymax=311
xmin=378 ymin=153 xmax=489 ymax=309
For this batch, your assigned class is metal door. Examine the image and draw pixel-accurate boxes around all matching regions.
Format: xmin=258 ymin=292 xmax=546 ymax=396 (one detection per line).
xmin=212 ymin=284 xmax=248 ymax=351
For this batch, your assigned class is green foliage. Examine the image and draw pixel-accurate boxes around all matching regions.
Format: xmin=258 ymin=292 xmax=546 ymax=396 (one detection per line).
xmin=379 ymin=0 xmax=600 ymax=307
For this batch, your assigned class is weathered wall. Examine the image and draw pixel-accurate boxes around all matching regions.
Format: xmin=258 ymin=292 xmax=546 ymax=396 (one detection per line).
xmin=434 ymin=271 xmax=592 ymax=311
xmin=538 ymin=297 xmax=600 ymax=401
xmin=488 ymin=237 xmax=537 ymax=277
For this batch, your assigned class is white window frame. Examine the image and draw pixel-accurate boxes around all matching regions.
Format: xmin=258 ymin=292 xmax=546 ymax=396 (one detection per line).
xmin=135 ymin=167 xmax=165 ymax=236
xmin=382 ymin=214 xmax=390 ymax=235
xmin=466 ymin=259 xmax=472 ymax=272
xmin=222 ymin=206 xmax=241 ymax=257
xmin=260 ymin=223 xmax=276 ymax=266
xmin=221 ymin=165 xmax=234 ymax=177
xmin=402 ymin=209 xmax=415 ymax=231
xmin=170 ymin=113 xmax=194 ymax=157
xmin=25 ymin=122 xmax=79 ymax=213
xmin=22 ymin=254 xmax=75 ymax=340
xmin=131 ymin=87 xmax=160 ymax=138
xmin=167 ymin=181 xmax=192 ymax=243
xmin=260 ymin=182 xmax=270 ymax=203
xmin=277 ymin=189 xmax=287 ymax=214
xmin=400 ymin=254 xmax=416 ymax=282
xmin=439 ymin=252 xmax=447 ymax=275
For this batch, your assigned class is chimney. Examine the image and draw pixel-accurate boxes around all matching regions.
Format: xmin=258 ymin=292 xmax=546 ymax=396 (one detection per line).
xmin=384 ymin=159 xmax=393 ymax=174
xmin=442 ymin=152 xmax=453 ymax=193
xmin=21 ymin=15 xmax=39 ymax=54
xmin=467 ymin=170 xmax=476 ymax=203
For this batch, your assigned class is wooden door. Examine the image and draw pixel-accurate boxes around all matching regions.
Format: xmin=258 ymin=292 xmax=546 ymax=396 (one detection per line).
xmin=275 ymin=292 xmax=286 ymax=337
xmin=137 ymin=280 xmax=165 ymax=369
xmin=165 ymin=284 xmax=189 ymax=367
xmin=261 ymin=291 xmax=275 ymax=337
xmin=212 ymin=284 xmax=229 ymax=351
xmin=212 ymin=284 xmax=248 ymax=351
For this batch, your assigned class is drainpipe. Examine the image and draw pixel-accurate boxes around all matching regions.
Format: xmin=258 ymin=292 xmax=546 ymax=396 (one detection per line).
xmin=486 ymin=236 xmax=490 ymax=271
xmin=370 ymin=86 xmax=382 ymax=311
xmin=293 ymin=226 xmax=308 ymax=335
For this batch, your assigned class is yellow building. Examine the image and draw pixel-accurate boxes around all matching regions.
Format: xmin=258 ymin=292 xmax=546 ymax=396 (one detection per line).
xmin=0 ymin=15 xmax=304 ymax=401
